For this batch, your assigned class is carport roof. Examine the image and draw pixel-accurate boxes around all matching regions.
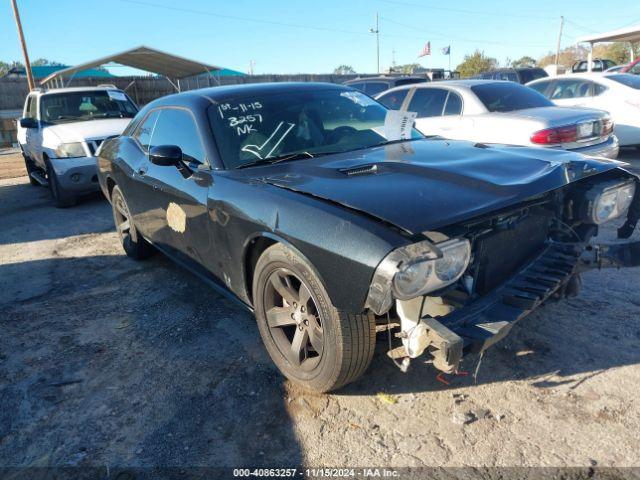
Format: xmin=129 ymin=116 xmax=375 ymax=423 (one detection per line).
xmin=40 ymin=45 xmax=221 ymax=85
xmin=576 ymin=25 xmax=640 ymax=44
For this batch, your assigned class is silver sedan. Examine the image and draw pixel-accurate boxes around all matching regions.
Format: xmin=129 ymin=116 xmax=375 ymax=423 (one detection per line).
xmin=376 ymin=80 xmax=619 ymax=159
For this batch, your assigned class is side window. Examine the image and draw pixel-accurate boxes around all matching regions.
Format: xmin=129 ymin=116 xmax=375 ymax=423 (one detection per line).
xmin=407 ymin=88 xmax=448 ymax=117
xmin=443 ymin=92 xmax=463 ymax=115
xmin=377 ymin=90 xmax=409 ymax=110
xmin=593 ymin=82 xmax=607 ymax=96
xmin=149 ymin=108 xmax=206 ymax=164
xmin=132 ymin=110 xmax=161 ymax=151
xmin=364 ymin=82 xmax=391 ymax=96
xmin=550 ymin=80 xmax=592 ymax=99
xmin=528 ymin=81 xmax=551 ymax=96
xmin=25 ymin=95 xmax=37 ymax=119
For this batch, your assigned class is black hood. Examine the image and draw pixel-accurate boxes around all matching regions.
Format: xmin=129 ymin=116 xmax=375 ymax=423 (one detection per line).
xmin=251 ymin=139 xmax=620 ymax=234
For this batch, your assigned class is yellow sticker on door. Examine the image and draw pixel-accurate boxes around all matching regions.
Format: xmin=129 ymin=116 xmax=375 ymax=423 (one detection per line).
xmin=166 ymin=202 xmax=186 ymax=233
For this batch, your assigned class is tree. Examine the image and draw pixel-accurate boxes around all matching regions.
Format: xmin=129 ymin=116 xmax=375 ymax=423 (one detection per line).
xmin=31 ymin=58 xmax=63 ymax=67
xmin=593 ymin=42 xmax=636 ymax=65
xmin=456 ymin=50 xmax=497 ymax=78
xmin=392 ymin=63 xmax=422 ymax=74
xmin=538 ymin=45 xmax=588 ymax=68
xmin=0 ymin=60 xmax=25 ymax=76
xmin=334 ymin=64 xmax=356 ymax=75
xmin=511 ymin=56 xmax=537 ymax=68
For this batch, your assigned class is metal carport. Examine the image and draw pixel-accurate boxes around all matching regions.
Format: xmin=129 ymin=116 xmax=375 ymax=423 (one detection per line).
xmin=39 ymin=45 xmax=221 ymax=91
xmin=577 ymin=25 xmax=640 ymax=71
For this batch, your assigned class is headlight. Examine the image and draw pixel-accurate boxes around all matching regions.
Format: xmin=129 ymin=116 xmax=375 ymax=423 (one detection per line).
xmin=392 ymin=238 xmax=471 ymax=300
xmin=583 ymin=180 xmax=636 ymax=225
xmin=54 ymin=142 xmax=86 ymax=158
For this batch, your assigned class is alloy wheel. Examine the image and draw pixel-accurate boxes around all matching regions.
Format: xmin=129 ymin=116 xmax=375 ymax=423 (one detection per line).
xmin=263 ymin=268 xmax=324 ymax=371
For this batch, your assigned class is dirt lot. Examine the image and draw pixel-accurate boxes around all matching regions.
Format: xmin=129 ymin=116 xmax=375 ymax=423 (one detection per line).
xmin=0 ymin=150 xmax=26 ymax=181
xmin=1 ymin=149 xmax=640 ymax=476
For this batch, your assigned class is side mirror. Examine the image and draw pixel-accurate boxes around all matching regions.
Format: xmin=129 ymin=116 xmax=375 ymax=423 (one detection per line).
xmin=19 ymin=117 xmax=38 ymax=129
xmin=149 ymin=145 xmax=182 ymax=166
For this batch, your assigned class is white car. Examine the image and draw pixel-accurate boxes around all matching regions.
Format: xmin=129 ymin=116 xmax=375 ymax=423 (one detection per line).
xmin=375 ymin=80 xmax=619 ymax=159
xmin=527 ymin=73 xmax=640 ymax=147
xmin=16 ymin=86 xmax=138 ymax=207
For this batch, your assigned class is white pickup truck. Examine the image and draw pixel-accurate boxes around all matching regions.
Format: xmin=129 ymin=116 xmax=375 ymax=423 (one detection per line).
xmin=16 ymin=86 xmax=138 ymax=207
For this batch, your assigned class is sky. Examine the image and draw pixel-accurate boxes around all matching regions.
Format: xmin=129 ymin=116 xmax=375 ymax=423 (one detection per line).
xmin=1 ymin=0 xmax=639 ymax=75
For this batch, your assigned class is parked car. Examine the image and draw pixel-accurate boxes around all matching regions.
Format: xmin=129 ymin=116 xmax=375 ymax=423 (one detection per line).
xmin=527 ymin=73 xmax=640 ymax=147
xmin=470 ymin=67 xmax=547 ymax=84
xmin=375 ymin=80 xmax=619 ymax=158
xmin=16 ymin=86 xmax=138 ymax=207
xmin=572 ymin=59 xmax=616 ymax=73
xmin=97 ymin=82 xmax=639 ymax=392
xmin=343 ymin=76 xmax=428 ymax=96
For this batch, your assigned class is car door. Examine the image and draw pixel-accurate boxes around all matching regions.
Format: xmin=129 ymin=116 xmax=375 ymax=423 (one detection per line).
xmin=20 ymin=94 xmax=41 ymax=162
xmin=134 ymin=107 xmax=213 ymax=265
xmin=408 ymin=88 xmax=464 ymax=137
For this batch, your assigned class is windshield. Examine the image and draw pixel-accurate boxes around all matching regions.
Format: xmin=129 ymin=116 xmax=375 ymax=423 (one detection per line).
xmin=471 ymin=82 xmax=554 ymax=112
xmin=207 ymin=88 xmax=423 ymax=169
xmin=607 ymin=74 xmax=640 ymax=90
xmin=41 ymin=90 xmax=138 ymax=124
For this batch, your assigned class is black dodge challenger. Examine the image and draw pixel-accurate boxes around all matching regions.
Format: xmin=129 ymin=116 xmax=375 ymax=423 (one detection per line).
xmin=97 ymin=82 xmax=640 ymax=392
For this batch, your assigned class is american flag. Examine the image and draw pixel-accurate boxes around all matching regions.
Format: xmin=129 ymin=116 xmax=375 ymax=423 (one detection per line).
xmin=418 ymin=41 xmax=431 ymax=58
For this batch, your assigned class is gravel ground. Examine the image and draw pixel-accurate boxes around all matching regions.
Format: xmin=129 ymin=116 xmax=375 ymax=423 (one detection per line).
xmin=1 ymin=149 xmax=639 ymax=476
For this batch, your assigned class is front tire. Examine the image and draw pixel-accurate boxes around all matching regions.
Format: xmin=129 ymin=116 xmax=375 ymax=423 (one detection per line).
xmin=45 ymin=159 xmax=76 ymax=208
xmin=110 ymin=185 xmax=154 ymax=260
xmin=253 ymin=243 xmax=376 ymax=392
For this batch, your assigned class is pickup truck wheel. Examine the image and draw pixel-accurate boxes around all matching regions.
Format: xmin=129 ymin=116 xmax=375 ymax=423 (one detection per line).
xmin=23 ymin=155 xmax=39 ymax=186
xmin=45 ymin=159 xmax=76 ymax=208
xmin=253 ymin=243 xmax=376 ymax=392
xmin=110 ymin=185 xmax=154 ymax=260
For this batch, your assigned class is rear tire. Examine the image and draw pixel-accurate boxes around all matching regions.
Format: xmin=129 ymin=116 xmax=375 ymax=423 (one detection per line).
xmin=45 ymin=159 xmax=76 ymax=208
xmin=23 ymin=154 xmax=39 ymax=186
xmin=253 ymin=243 xmax=376 ymax=392
xmin=110 ymin=185 xmax=154 ymax=260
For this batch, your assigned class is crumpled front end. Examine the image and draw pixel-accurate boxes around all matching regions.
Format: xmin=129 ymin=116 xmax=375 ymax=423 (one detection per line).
xmin=367 ymin=168 xmax=640 ymax=374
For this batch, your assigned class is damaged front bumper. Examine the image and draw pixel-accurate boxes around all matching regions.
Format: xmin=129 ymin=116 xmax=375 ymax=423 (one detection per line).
xmin=392 ymin=239 xmax=640 ymax=374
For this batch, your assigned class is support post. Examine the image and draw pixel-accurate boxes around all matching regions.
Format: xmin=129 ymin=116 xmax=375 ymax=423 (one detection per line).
xmin=10 ymin=0 xmax=35 ymax=91
xmin=554 ymin=16 xmax=564 ymax=67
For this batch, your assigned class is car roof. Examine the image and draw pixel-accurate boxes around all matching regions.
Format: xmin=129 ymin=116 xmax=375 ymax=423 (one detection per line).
xmin=36 ymin=86 xmax=123 ymax=95
xmin=343 ymin=76 xmax=424 ymax=84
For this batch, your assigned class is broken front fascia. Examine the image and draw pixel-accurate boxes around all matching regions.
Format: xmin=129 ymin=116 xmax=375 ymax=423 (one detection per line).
xmin=366 ymin=179 xmax=640 ymax=374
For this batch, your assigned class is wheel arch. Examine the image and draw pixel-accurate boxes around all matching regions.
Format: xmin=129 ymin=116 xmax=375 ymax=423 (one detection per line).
xmin=241 ymin=232 xmax=330 ymax=309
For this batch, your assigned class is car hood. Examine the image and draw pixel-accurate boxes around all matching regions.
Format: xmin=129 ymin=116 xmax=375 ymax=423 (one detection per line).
xmin=252 ymin=139 xmax=620 ymax=234
xmin=44 ymin=118 xmax=131 ymax=143
xmin=497 ymin=106 xmax=609 ymax=126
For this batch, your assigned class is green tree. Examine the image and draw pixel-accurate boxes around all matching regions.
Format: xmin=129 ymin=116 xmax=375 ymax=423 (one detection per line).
xmin=334 ymin=64 xmax=356 ymax=75
xmin=538 ymin=45 xmax=588 ymax=69
xmin=456 ymin=50 xmax=497 ymax=78
xmin=511 ymin=56 xmax=537 ymax=68
xmin=392 ymin=63 xmax=422 ymax=74
xmin=31 ymin=58 xmax=63 ymax=67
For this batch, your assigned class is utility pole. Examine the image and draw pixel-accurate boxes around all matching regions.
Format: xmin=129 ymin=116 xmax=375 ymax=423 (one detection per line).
xmin=10 ymin=0 xmax=35 ymax=91
xmin=370 ymin=12 xmax=380 ymax=74
xmin=554 ymin=16 xmax=564 ymax=67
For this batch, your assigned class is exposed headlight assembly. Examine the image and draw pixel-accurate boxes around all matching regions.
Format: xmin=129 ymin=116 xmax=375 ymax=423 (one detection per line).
xmin=366 ymin=237 xmax=471 ymax=314
xmin=54 ymin=142 xmax=86 ymax=158
xmin=582 ymin=180 xmax=636 ymax=225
